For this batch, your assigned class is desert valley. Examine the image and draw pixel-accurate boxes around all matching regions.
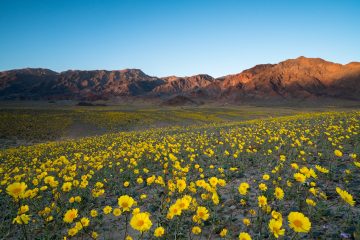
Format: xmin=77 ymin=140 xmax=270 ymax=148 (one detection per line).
xmin=1 ymin=1 xmax=359 ymax=239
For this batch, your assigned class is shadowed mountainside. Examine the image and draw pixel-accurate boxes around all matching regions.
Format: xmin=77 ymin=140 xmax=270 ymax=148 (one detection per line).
xmin=1 ymin=57 xmax=359 ymax=101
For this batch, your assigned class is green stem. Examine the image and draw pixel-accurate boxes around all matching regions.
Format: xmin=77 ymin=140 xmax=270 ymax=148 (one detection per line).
xmin=123 ymin=213 xmax=129 ymax=240
xmin=138 ymin=231 xmax=144 ymax=240
xmin=290 ymin=232 xmax=298 ymax=240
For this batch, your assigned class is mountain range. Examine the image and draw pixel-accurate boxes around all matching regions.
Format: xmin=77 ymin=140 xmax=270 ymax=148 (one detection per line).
xmin=1 ymin=56 xmax=359 ymax=102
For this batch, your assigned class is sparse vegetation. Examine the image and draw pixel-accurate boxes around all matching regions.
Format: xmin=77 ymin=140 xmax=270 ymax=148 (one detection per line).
xmin=1 ymin=102 xmax=358 ymax=148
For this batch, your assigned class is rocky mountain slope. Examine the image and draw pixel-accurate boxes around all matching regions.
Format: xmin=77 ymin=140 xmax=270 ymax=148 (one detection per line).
xmin=1 ymin=57 xmax=359 ymax=101
xmin=206 ymin=57 xmax=360 ymax=100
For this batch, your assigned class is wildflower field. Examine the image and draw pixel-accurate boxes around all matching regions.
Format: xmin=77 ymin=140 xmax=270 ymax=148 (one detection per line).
xmin=0 ymin=104 xmax=301 ymax=148
xmin=0 ymin=109 xmax=359 ymax=239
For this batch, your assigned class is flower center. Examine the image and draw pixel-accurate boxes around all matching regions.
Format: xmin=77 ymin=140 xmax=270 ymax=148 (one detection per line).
xmin=293 ymin=219 xmax=303 ymax=228
xmin=137 ymin=220 xmax=144 ymax=226
xmin=13 ymin=187 xmax=22 ymax=195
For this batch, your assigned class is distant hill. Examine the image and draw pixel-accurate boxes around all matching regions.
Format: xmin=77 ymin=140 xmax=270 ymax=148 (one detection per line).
xmin=1 ymin=57 xmax=360 ymax=101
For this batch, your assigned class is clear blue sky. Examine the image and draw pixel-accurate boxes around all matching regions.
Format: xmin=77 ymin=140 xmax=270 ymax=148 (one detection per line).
xmin=0 ymin=0 xmax=359 ymax=77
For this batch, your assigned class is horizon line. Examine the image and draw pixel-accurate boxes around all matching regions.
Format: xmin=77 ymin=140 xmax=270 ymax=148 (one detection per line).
xmin=1 ymin=56 xmax=359 ymax=79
